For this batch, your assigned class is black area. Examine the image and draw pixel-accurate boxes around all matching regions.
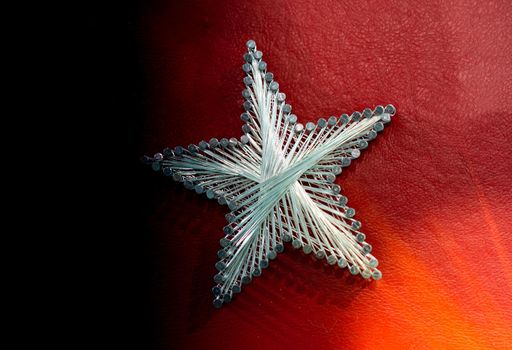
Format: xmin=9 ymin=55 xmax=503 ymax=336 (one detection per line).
xmin=83 ymin=1 xmax=158 ymax=348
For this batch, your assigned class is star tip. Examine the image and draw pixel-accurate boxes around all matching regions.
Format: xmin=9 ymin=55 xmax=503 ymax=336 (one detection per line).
xmin=385 ymin=104 xmax=396 ymax=116
xmin=140 ymin=155 xmax=152 ymax=165
xmin=246 ymin=39 xmax=256 ymax=50
xmin=213 ymin=296 xmax=224 ymax=309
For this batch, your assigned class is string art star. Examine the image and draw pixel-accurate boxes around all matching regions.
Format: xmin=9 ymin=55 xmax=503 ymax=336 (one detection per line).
xmin=144 ymin=39 xmax=396 ymax=308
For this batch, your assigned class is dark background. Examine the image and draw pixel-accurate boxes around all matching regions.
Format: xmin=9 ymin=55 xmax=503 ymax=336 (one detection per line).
xmin=86 ymin=1 xmax=153 ymax=348
xmin=88 ymin=0 xmax=512 ymax=349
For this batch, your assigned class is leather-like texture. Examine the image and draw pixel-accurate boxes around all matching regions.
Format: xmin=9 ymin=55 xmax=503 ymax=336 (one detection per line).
xmin=138 ymin=0 xmax=512 ymax=348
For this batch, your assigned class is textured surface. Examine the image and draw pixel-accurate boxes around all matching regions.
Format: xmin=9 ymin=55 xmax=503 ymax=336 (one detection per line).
xmin=136 ymin=0 xmax=512 ymax=348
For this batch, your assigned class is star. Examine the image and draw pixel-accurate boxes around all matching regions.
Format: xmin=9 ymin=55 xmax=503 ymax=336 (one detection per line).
xmin=145 ymin=39 xmax=396 ymax=308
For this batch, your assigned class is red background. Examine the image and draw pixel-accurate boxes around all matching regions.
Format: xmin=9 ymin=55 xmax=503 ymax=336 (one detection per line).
xmin=136 ymin=0 xmax=512 ymax=348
